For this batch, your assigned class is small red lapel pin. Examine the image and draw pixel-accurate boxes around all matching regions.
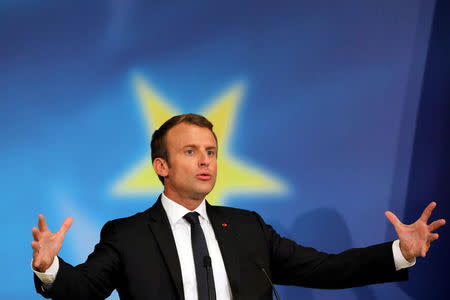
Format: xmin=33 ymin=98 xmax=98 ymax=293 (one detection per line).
xmin=222 ymin=223 xmax=228 ymax=227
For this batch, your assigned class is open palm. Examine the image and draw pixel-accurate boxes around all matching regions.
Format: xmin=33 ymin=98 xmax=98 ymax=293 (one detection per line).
xmin=385 ymin=202 xmax=445 ymax=261
xmin=31 ymin=214 xmax=73 ymax=272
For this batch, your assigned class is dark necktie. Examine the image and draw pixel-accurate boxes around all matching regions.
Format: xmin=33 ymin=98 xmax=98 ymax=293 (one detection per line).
xmin=184 ymin=212 xmax=217 ymax=300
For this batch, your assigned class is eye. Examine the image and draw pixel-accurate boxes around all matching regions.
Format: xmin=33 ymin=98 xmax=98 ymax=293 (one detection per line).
xmin=207 ymin=150 xmax=215 ymax=156
xmin=185 ymin=149 xmax=194 ymax=155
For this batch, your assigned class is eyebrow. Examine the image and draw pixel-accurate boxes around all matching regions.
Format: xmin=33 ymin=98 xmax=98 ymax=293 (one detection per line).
xmin=182 ymin=144 xmax=217 ymax=150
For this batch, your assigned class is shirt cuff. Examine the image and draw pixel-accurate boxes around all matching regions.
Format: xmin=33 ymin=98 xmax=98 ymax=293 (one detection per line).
xmin=31 ymin=256 xmax=59 ymax=287
xmin=392 ymin=239 xmax=416 ymax=271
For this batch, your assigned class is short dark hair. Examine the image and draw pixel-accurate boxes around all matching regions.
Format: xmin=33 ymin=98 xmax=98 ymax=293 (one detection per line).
xmin=151 ymin=113 xmax=218 ymax=184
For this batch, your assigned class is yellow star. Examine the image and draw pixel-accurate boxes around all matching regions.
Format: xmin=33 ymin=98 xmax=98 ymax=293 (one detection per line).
xmin=111 ymin=75 xmax=288 ymax=205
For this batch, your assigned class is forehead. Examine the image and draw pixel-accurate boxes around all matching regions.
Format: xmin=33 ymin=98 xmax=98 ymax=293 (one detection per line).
xmin=165 ymin=122 xmax=217 ymax=149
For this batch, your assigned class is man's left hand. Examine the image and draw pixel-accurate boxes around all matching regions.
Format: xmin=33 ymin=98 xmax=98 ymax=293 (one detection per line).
xmin=385 ymin=202 xmax=446 ymax=262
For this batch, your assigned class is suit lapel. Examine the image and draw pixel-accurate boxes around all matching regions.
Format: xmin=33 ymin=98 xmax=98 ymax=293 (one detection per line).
xmin=146 ymin=197 xmax=184 ymax=300
xmin=206 ymin=202 xmax=241 ymax=300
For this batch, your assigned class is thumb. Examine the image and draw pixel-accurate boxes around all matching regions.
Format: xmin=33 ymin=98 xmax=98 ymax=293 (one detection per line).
xmin=58 ymin=217 xmax=73 ymax=238
xmin=385 ymin=211 xmax=402 ymax=231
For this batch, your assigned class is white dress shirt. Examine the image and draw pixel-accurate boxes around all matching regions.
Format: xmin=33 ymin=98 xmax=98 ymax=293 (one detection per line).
xmin=33 ymin=196 xmax=415 ymax=296
xmin=160 ymin=194 xmax=233 ymax=300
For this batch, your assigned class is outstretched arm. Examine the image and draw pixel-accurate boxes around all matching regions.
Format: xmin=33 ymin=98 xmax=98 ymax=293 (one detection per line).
xmin=31 ymin=214 xmax=73 ymax=272
xmin=385 ymin=202 xmax=446 ymax=262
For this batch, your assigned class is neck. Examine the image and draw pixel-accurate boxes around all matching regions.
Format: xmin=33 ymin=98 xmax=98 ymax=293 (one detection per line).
xmin=163 ymin=190 xmax=204 ymax=211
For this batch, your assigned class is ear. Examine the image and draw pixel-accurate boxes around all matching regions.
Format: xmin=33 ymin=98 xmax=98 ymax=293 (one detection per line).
xmin=153 ymin=158 xmax=169 ymax=178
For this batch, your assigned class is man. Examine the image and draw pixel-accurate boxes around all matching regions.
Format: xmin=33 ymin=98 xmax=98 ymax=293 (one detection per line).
xmin=31 ymin=113 xmax=446 ymax=299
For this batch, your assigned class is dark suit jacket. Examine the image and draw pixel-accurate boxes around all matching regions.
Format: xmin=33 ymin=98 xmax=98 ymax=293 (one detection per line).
xmin=35 ymin=197 xmax=408 ymax=299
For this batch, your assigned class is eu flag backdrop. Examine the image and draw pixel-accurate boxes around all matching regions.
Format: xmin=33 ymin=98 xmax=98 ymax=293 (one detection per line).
xmin=1 ymin=1 xmax=444 ymax=299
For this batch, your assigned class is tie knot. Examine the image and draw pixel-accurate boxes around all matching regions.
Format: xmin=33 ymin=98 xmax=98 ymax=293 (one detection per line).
xmin=184 ymin=212 xmax=200 ymax=225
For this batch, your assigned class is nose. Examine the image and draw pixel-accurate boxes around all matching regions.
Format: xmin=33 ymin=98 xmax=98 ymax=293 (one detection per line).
xmin=199 ymin=150 xmax=210 ymax=167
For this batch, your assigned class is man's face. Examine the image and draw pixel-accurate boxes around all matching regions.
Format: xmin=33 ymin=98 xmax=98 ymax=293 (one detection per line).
xmin=162 ymin=122 xmax=217 ymax=202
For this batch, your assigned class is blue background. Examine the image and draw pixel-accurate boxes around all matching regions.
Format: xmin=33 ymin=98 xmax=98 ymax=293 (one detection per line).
xmin=1 ymin=0 xmax=448 ymax=299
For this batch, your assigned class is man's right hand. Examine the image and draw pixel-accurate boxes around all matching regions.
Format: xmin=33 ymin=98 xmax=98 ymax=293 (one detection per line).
xmin=31 ymin=214 xmax=73 ymax=272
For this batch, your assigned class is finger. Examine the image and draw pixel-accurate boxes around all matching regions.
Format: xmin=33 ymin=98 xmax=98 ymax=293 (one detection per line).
xmin=421 ymin=248 xmax=426 ymax=257
xmin=31 ymin=241 xmax=40 ymax=267
xmin=38 ymin=214 xmax=49 ymax=232
xmin=31 ymin=245 xmax=41 ymax=267
xmin=34 ymin=257 xmax=40 ymax=268
xmin=428 ymin=219 xmax=446 ymax=232
xmin=32 ymin=227 xmax=40 ymax=241
xmin=385 ymin=211 xmax=402 ymax=230
xmin=428 ymin=233 xmax=439 ymax=242
xmin=419 ymin=202 xmax=436 ymax=223
xmin=30 ymin=240 xmax=40 ymax=251
xmin=58 ymin=216 xmax=73 ymax=237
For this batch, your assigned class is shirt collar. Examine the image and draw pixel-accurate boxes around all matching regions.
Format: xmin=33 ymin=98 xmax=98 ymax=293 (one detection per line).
xmin=161 ymin=193 xmax=209 ymax=226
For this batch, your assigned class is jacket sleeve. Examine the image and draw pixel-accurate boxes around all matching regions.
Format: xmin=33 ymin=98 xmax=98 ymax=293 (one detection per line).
xmin=252 ymin=212 xmax=408 ymax=289
xmin=34 ymin=221 xmax=122 ymax=300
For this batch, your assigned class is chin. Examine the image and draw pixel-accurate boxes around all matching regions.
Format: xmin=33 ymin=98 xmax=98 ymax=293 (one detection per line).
xmin=189 ymin=193 xmax=209 ymax=201
xmin=192 ymin=187 xmax=214 ymax=200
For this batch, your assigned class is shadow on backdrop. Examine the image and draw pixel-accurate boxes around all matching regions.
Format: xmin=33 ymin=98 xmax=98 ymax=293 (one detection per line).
xmin=392 ymin=0 xmax=450 ymax=299
xmin=284 ymin=208 xmax=377 ymax=300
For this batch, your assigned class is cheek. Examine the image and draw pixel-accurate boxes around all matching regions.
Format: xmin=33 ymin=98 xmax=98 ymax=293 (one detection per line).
xmin=170 ymin=160 xmax=196 ymax=178
xmin=211 ymin=160 xmax=218 ymax=172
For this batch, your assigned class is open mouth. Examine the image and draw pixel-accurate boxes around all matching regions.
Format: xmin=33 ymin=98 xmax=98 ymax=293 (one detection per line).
xmin=196 ymin=173 xmax=212 ymax=180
